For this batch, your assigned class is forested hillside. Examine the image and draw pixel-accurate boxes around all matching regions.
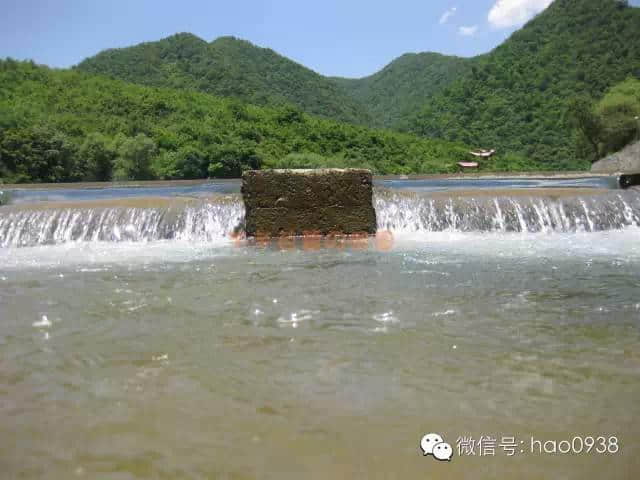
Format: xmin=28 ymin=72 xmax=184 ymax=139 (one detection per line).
xmin=0 ymin=60 xmax=483 ymax=184
xmin=332 ymin=53 xmax=472 ymax=129
xmin=408 ymin=0 xmax=640 ymax=169
xmin=74 ymin=0 xmax=640 ymax=169
xmin=76 ymin=34 xmax=371 ymax=125
xmin=3 ymin=0 xmax=640 ymax=182
xmin=570 ymin=77 xmax=640 ymax=161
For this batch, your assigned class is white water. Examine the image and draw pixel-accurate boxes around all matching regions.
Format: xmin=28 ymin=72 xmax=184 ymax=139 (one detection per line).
xmin=1 ymin=190 xmax=639 ymax=249
xmin=0 ymin=199 xmax=244 ymax=248
xmin=1 ymin=189 xmax=640 ymax=272
xmin=1 ymin=224 xmax=639 ymax=272
xmin=375 ymin=189 xmax=640 ymax=234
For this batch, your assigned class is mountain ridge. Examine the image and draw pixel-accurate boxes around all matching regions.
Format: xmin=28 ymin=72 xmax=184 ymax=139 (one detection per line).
xmin=76 ymin=33 xmax=372 ymax=125
xmin=1 ymin=59 xmax=480 ymax=184
xmin=331 ymin=52 xmax=473 ymax=128
xmin=14 ymin=0 xmax=640 ymax=171
xmin=76 ymin=32 xmax=478 ymax=131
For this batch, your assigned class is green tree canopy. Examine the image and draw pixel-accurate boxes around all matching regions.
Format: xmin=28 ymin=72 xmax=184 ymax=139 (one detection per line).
xmin=0 ymin=59 xmax=535 ymax=184
xmin=569 ymin=77 xmax=640 ymax=161
xmin=113 ymin=134 xmax=156 ymax=181
xmin=77 ymin=132 xmax=115 ymax=181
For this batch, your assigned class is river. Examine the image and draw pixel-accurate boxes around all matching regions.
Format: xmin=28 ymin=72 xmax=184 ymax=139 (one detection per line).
xmin=1 ymin=177 xmax=638 ymax=479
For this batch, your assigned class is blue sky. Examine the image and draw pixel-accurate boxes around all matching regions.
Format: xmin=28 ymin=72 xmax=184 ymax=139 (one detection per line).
xmin=2 ymin=0 xmax=639 ymax=78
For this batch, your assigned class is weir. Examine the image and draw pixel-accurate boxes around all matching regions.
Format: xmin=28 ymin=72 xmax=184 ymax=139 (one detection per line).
xmin=0 ymin=189 xmax=639 ymax=248
xmin=0 ymin=198 xmax=244 ymax=248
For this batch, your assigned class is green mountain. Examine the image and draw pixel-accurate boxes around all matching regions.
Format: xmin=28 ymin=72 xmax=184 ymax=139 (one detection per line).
xmin=332 ymin=52 xmax=472 ymax=128
xmin=408 ymin=0 xmax=640 ymax=169
xmin=77 ymin=32 xmax=472 ymax=131
xmin=0 ymin=60 xmax=480 ymax=184
xmin=5 ymin=0 xmax=640 ymax=180
xmin=76 ymin=33 xmax=371 ymax=125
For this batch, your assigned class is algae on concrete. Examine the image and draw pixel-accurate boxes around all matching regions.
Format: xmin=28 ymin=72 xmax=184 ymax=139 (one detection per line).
xmin=242 ymin=169 xmax=377 ymax=237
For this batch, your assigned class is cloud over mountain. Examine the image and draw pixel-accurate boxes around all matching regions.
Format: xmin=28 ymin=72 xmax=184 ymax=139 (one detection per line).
xmin=488 ymin=0 xmax=553 ymax=28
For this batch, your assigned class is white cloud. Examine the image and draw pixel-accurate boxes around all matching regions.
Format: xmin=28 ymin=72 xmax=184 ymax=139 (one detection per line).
xmin=458 ymin=25 xmax=479 ymax=36
xmin=488 ymin=0 xmax=553 ymax=28
xmin=439 ymin=6 xmax=457 ymax=24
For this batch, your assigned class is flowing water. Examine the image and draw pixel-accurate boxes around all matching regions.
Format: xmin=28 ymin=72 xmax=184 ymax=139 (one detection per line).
xmin=1 ymin=178 xmax=639 ymax=479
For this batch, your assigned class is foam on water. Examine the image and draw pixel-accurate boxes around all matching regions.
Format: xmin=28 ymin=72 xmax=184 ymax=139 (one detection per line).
xmin=2 ymin=225 xmax=638 ymax=271
xmin=0 ymin=239 xmax=236 ymax=270
xmin=393 ymin=228 xmax=640 ymax=265
xmin=1 ymin=187 xmax=640 ymax=270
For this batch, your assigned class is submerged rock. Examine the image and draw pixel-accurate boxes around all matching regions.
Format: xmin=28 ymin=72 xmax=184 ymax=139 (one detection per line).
xmin=242 ymin=169 xmax=377 ymax=237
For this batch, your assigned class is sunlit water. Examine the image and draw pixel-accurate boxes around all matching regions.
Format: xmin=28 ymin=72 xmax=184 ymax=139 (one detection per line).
xmin=1 ymin=180 xmax=639 ymax=479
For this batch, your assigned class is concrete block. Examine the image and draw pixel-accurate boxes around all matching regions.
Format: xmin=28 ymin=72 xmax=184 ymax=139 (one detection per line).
xmin=242 ymin=169 xmax=377 ymax=237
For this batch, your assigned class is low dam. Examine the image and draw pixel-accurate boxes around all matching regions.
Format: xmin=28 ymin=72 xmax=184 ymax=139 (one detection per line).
xmin=1 ymin=176 xmax=639 ymax=479
xmin=1 ymin=184 xmax=639 ymax=247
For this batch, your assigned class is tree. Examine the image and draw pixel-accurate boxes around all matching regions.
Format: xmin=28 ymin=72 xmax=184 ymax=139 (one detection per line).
xmin=152 ymin=150 xmax=180 ymax=179
xmin=208 ymin=140 xmax=261 ymax=178
xmin=77 ymin=132 xmax=115 ymax=181
xmin=176 ymin=145 xmax=208 ymax=179
xmin=595 ymin=77 xmax=640 ymax=155
xmin=113 ymin=133 xmax=156 ymax=180
xmin=276 ymin=106 xmax=305 ymax=125
xmin=0 ymin=125 xmax=76 ymax=183
xmin=567 ymin=97 xmax=602 ymax=162
xmin=568 ymin=78 xmax=640 ymax=162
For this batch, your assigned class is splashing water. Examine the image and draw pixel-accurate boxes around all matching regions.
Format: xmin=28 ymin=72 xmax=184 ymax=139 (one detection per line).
xmin=0 ymin=197 xmax=244 ymax=248
xmin=0 ymin=189 xmax=639 ymax=249
xmin=375 ymin=189 xmax=640 ymax=234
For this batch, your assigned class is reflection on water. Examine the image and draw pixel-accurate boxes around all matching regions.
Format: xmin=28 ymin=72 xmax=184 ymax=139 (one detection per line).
xmin=1 ymin=180 xmax=639 ymax=478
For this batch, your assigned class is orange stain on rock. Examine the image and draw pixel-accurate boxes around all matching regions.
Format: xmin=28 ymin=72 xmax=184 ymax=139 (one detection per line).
xmin=277 ymin=237 xmax=296 ymax=251
xmin=375 ymin=230 xmax=394 ymax=252
xmin=302 ymin=236 xmax=323 ymax=251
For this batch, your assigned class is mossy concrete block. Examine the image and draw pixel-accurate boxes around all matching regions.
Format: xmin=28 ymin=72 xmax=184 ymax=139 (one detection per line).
xmin=242 ymin=169 xmax=377 ymax=237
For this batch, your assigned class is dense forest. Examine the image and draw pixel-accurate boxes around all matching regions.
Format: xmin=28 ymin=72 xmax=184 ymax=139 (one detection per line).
xmin=73 ymin=0 xmax=640 ymax=172
xmin=2 ymin=0 xmax=640 ymax=183
xmin=76 ymin=34 xmax=371 ymax=126
xmin=0 ymin=60 xmax=493 ymax=183
xmin=408 ymin=0 xmax=640 ymax=169
xmin=332 ymin=53 xmax=472 ymax=128
xmin=77 ymin=32 xmax=474 ymax=132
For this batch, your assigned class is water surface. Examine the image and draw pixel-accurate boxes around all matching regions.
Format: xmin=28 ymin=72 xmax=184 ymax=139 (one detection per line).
xmin=1 ymin=180 xmax=639 ymax=479
xmin=3 ymin=175 xmax=618 ymax=205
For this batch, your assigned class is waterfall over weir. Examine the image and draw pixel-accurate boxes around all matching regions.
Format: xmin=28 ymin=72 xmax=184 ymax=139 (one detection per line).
xmin=375 ymin=189 xmax=640 ymax=234
xmin=0 ymin=198 xmax=245 ymax=248
xmin=1 ymin=189 xmax=640 ymax=248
